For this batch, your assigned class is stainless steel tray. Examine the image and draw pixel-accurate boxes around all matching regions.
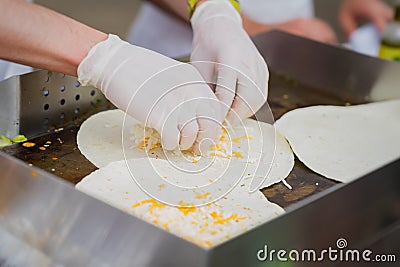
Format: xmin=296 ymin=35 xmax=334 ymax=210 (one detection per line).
xmin=0 ymin=31 xmax=399 ymax=267
xmin=0 ymin=71 xmax=112 ymax=139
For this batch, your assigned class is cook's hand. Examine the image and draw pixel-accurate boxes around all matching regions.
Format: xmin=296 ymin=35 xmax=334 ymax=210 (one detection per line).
xmin=190 ymin=0 xmax=269 ymax=125
xmin=78 ymin=35 xmax=222 ymax=152
xmin=243 ymin=17 xmax=337 ymax=44
xmin=339 ymin=0 xmax=394 ymax=38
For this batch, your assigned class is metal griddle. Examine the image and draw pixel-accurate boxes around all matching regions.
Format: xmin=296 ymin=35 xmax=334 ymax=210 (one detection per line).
xmin=0 ymin=31 xmax=399 ymax=266
xmin=1 ymin=71 xmax=340 ymax=208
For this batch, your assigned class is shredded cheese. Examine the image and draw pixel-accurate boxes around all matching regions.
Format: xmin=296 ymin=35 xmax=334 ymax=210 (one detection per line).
xmin=232 ymin=135 xmax=253 ymax=144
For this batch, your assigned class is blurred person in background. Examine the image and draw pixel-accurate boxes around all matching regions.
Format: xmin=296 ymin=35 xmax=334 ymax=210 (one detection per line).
xmin=129 ymin=0 xmax=393 ymax=59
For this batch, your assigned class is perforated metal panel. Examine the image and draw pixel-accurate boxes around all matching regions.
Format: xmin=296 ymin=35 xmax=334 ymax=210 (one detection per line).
xmin=0 ymin=70 xmax=113 ymax=139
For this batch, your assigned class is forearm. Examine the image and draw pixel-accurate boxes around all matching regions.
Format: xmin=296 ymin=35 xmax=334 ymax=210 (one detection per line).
xmin=0 ymin=0 xmax=107 ymax=76
xmin=242 ymin=16 xmax=275 ymax=36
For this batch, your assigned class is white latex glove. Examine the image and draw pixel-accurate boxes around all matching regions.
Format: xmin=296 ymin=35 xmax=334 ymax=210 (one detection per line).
xmin=191 ymin=0 xmax=269 ymax=125
xmin=78 ymin=35 xmax=222 ymax=152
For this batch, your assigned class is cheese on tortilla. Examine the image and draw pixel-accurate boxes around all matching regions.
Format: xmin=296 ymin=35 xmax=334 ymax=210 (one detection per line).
xmin=77 ymin=109 xmax=294 ymax=189
xmin=275 ymin=100 xmax=400 ymax=182
xmin=76 ymin=159 xmax=284 ymax=248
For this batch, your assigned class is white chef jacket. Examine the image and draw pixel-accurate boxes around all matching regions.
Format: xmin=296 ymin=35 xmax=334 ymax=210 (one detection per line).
xmin=128 ymin=0 xmax=314 ymax=59
xmin=0 ymin=60 xmax=33 ymax=81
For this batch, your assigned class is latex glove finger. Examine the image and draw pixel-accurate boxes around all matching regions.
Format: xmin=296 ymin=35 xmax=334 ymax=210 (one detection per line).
xmin=224 ymin=62 xmax=268 ymax=125
xmin=193 ymin=117 xmax=221 ymax=156
xmin=193 ymin=100 xmax=222 ymax=155
xmin=225 ymin=78 xmax=259 ymax=125
xmin=179 ymin=119 xmax=199 ymax=151
xmin=159 ymin=116 xmax=180 ymax=151
xmin=178 ymin=107 xmax=200 ymax=150
xmin=215 ymin=64 xmax=238 ymax=121
xmin=191 ymin=60 xmax=216 ymax=87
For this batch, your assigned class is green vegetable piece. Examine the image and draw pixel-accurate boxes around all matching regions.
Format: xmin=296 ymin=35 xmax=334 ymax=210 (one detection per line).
xmin=0 ymin=135 xmax=12 ymax=148
xmin=12 ymin=134 xmax=28 ymax=143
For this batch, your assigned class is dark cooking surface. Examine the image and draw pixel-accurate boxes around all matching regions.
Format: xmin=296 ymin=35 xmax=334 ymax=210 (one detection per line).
xmin=2 ymin=72 xmax=349 ymax=208
xmin=2 ymin=127 xmax=95 ymax=185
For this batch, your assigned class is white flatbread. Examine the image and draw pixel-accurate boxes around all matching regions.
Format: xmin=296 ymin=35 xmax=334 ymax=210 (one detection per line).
xmin=77 ymin=109 xmax=144 ymax=168
xmin=275 ymin=100 xmax=400 ymax=182
xmin=77 ymin=109 xmax=294 ymax=189
xmin=76 ymin=159 xmax=284 ymax=248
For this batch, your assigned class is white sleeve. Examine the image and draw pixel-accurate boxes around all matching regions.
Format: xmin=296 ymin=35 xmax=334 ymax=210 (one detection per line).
xmin=126 ymin=2 xmax=193 ymax=59
xmin=0 ymin=60 xmax=33 ymax=81
xmin=240 ymin=0 xmax=314 ymax=24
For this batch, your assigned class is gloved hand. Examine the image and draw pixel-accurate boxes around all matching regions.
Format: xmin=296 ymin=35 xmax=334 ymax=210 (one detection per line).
xmin=78 ymin=35 xmax=222 ymax=152
xmin=190 ymin=0 xmax=269 ymax=125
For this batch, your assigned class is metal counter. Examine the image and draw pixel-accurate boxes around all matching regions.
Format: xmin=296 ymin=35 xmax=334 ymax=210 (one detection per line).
xmin=0 ymin=31 xmax=399 ymax=266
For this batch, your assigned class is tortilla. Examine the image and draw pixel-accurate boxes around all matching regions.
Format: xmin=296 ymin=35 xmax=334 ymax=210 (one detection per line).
xmin=275 ymin=100 xmax=400 ymax=182
xmin=77 ymin=109 xmax=294 ymax=189
xmin=76 ymin=159 xmax=284 ymax=248
xmin=77 ymin=109 xmax=144 ymax=168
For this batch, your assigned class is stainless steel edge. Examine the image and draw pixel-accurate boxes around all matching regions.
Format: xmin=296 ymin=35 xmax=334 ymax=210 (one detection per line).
xmin=0 ymin=151 xmax=207 ymax=267
xmin=0 ymin=76 xmax=20 ymax=138
xmin=253 ymin=30 xmax=400 ymax=103
xmin=0 ymin=70 xmax=113 ymax=139
xmin=19 ymin=70 xmax=112 ymax=138
xmin=209 ymin=159 xmax=400 ymax=267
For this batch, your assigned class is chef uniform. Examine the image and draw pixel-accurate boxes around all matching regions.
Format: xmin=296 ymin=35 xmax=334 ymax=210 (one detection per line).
xmin=0 ymin=60 xmax=33 ymax=81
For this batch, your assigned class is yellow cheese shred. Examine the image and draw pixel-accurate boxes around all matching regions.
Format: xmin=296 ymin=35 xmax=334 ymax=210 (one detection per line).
xmin=132 ymin=199 xmax=166 ymax=214
xmin=232 ymin=151 xmax=244 ymax=159
xmin=210 ymin=211 xmax=247 ymax=225
xmin=195 ymin=192 xmax=210 ymax=199
xmin=232 ymin=135 xmax=253 ymax=143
